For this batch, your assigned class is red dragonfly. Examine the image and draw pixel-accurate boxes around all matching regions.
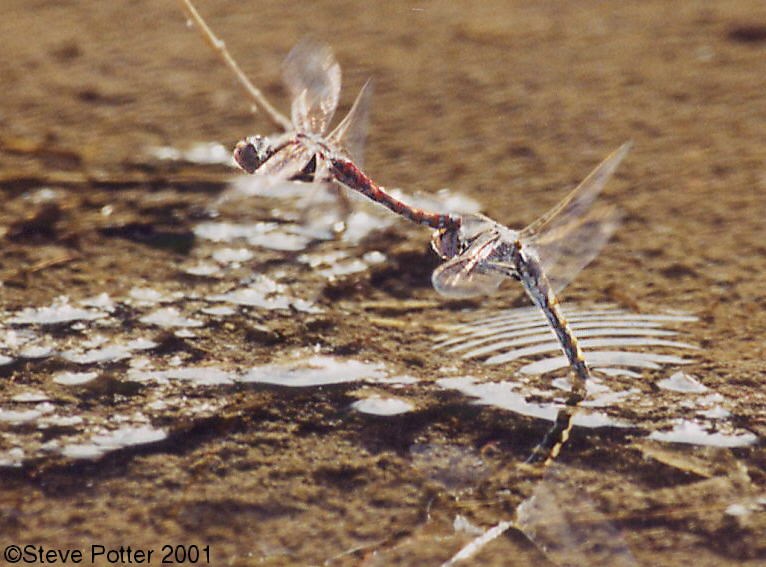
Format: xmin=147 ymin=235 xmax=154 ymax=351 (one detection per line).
xmin=233 ymin=42 xmax=462 ymax=230
xmin=179 ymin=0 xmax=459 ymax=230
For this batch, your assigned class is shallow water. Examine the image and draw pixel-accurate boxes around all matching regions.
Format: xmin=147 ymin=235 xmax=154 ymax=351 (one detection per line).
xmin=1 ymin=1 xmax=765 ymax=565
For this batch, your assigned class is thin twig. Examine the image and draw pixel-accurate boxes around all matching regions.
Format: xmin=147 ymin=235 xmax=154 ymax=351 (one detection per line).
xmin=176 ymin=0 xmax=292 ymax=131
xmin=441 ymin=520 xmax=515 ymax=566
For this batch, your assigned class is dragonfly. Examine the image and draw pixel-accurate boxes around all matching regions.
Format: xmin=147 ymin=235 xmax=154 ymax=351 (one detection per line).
xmin=431 ymin=143 xmax=631 ymax=404
xmin=179 ymin=0 xmax=460 ymax=230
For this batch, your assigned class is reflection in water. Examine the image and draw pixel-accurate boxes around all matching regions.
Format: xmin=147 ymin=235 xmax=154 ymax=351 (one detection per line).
xmin=520 ymin=351 xmax=690 ymax=374
xmin=437 ymin=376 xmax=628 ymax=428
xmin=434 ymin=304 xmax=757 ymax=448
xmin=223 ymin=176 xmax=481 ymax=245
xmin=443 ymin=464 xmax=638 ymax=567
xmin=410 ymin=443 xmax=488 ymax=491
xmin=515 ymin=465 xmax=638 ymax=567
xmin=434 ymin=305 xmax=698 ymax=364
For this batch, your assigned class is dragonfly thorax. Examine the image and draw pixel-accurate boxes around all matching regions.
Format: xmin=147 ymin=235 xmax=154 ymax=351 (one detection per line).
xmin=295 ymin=132 xmax=334 ymax=156
xmin=234 ymin=135 xmax=275 ymax=173
xmin=431 ymin=214 xmax=519 ymax=261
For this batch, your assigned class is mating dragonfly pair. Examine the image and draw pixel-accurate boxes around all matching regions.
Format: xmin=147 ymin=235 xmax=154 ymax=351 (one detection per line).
xmin=179 ymin=1 xmax=630 ymax=431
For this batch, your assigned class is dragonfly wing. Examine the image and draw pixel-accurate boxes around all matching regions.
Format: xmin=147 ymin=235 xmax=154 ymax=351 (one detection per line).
xmin=326 ymin=79 xmax=372 ymax=165
xmin=283 ymin=40 xmax=341 ymax=134
xmin=432 ymin=227 xmax=508 ymax=298
xmin=520 ymin=143 xmax=631 ymax=239
xmin=528 ymin=204 xmax=622 ymax=293
xmin=523 ymin=143 xmax=631 ymax=293
xmin=256 ymin=141 xmax=314 ymax=181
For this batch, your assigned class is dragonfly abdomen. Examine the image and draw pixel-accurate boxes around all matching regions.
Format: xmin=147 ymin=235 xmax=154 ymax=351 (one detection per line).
xmin=329 ymin=158 xmax=461 ymax=230
xmin=517 ymin=246 xmax=590 ymax=400
xmin=517 ymin=247 xmax=591 ymax=466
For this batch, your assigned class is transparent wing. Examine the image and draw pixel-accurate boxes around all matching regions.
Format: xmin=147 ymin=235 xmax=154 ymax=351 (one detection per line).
xmin=526 ymin=204 xmax=622 ymax=293
xmin=432 ymin=217 xmax=509 ymax=298
xmin=255 ymin=141 xmax=314 ymax=181
xmin=282 ymin=40 xmax=341 ymax=135
xmin=522 ymin=143 xmax=631 ymax=293
xmin=326 ymin=79 xmax=372 ymax=165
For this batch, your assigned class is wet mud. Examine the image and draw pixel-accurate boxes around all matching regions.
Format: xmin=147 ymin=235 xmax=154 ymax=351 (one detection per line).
xmin=1 ymin=1 xmax=765 ymax=565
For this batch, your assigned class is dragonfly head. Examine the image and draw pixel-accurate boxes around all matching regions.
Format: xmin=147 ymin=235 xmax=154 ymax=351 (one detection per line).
xmin=233 ymin=135 xmax=274 ymax=173
xmin=431 ymin=227 xmax=463 ymax=260
xmin=431 ymin=214 xmax=502 ymax=260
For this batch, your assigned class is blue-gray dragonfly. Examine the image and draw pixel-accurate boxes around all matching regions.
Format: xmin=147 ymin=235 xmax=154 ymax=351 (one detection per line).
xmin=431 ymin=143 xmax=631 ymax=404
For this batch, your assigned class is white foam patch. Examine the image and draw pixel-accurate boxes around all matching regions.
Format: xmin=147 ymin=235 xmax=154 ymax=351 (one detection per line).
xmin=183 ymin=262 xmax=220 ymax=277
xmin=298 ymin=249 xmax=383 ymax=280
xmin=149 ymin=141 xmax=232 ymax=166
xmin=201 ymin=305 xmax=236 ymax=316
xmin=62 ymin=344 xmax=132 ymax=364
xmin=140 ymin=307 xmax=203 ymax=328
xmin=207 ymin=276 xmax=320 ymax=313
xmin=339 ymin=210 xmax=393 ymax=244
xmin=11 ymin=392 xmax=49 ymax=403
xmin=698 ymin=406 xmax=731 ymax=419
xmin=194 ymin=221 xmax=313 ymax=251
xmin=362 ymin=251 xmax=387 ymax=264
xmin=79 ymin=293 xmax=116 ymax=312
xmin=18 ymin=344 xmax=54 ymax=359
xmin=126 ymin=338 xmax=159 ymax=351
xmin=227 ymin=176 xmax=308 ymax=199
xmin=60 ymin=425 xmax=167 ymax=460
xmin=9 ymin=297 xmax=106 ymax=325
xmin=212 ymin=247 xmax=254 ymax=264
xmin=657 ymin=371 xmax=708 ymax=393
xmin=240 ymin=355 xmax=388 ymax=387
xmin=0 ymin=409 xmax=43 ymax=424
xmin=0 ymin=448 xmax=25 ymax=468
xmin=53 ymin=371 xmax=99 ymax=386
xmin=351 ymin=396 xmax=415 ymax=416
xmin=129 ymin=366 xmax=236 ymax=386
xmin=129 ymin=287 xmax=172 ymax=305
xmin=648 ymin=420 xmax=757 ymax=448
xmin=61 ymin=337 xmax=158 ymax=365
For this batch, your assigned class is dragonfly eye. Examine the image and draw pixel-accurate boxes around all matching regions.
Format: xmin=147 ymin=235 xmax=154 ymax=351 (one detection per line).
xmin=431 ymin=227 xmax=462 ymax=259
xmin=233 ymin=136 xmax=273 ymax=173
